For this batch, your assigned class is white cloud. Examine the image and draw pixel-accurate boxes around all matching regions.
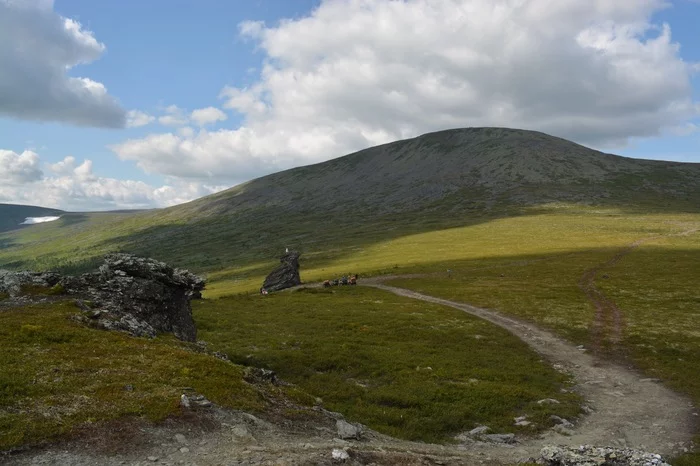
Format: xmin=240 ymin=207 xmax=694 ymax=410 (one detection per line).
xmin=0 ymin=149 xmax=43 ymax=184
xmin=0 ymin=152 xmax=227 ymax=211
xmin=190 ymin=107 xmax=228 ymax=127
xmin=158 ymin=105 xmax=189 ymax=127
xmin=110 ymin=0 xmax=699 ymax=181
xmin=0 ymin=0 xmax=125 ymax=127
xmin=126 ymin=110 xmax=155 ymax=128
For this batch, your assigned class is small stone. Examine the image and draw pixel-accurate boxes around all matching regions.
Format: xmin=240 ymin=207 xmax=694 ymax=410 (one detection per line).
xmin=537 ymin=398 xmax=560 ymax=405
xmin=331 ymin=448 xmax=350 ymax=461
xmin=179 ymin=447 xmax=189 ymax=454
xmin=550 ymin=415 xmax=574 ymax=428
xmin=174 ymin=434 xmax=187 ymax=444
xmin=482 ymin=433 xmax=516 ymax=444
xmin=552 ymin=424 xmax=574 ymax=436
xmin=147 ymin=456 xmax=159 ymax=462
xmin=468 ymin=425 xmax=490 ymax=436
xmin=180 ymin=394 xmax=190 ymax=409
xmin=336 ymin=419 xmax=362 ymax=440
xmin=123 ymin=384 xmax=134 ymax=392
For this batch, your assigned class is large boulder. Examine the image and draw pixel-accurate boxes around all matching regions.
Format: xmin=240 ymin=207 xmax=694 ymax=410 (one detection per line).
xmin=1 ymin=254 xmax=205 ymax=342
xmin=62 ymin=254 xmax=205 ymax=342
xmin=261 ymin=251 xmax=301 ymax=292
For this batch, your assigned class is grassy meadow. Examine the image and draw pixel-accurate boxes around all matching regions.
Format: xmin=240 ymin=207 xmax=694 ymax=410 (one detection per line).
xmin=194 ymin=286 xmax=581 ymax=442
xmin=2 ymin=202 xmax=700 ymax=463
xmin=0 ymin=297 xmax=310 ymax=451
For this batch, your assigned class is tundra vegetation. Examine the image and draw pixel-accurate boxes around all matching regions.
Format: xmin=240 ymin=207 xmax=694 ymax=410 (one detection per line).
xmin=1 ymin=129 xmax=699 ymax=463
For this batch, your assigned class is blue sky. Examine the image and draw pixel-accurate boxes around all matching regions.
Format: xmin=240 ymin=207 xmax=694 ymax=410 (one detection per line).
xmin=0 ymin=0 xmax=698 ymax=210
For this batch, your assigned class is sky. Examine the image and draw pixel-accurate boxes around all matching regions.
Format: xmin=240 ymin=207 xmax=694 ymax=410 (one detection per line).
xmin=0 ymin=0 xmax=699 ymax=211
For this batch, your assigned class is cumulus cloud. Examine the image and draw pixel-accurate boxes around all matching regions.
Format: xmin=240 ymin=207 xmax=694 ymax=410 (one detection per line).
xmin=0 ymin=0 xmax=125 ymax=127
xmin=126 ymin=110 xmax=155 ymax=128
xmin=110 ymin=0 xmax=700 ymax=181
xmin=158 ymin=105 xmax=189 ymax=127
xmin=0 ymin=152 xmax=226 ymax=211
xmin=0 ymin=150 xmax=43 ymax=184
xmin=190 ymin=107 xmax=228 ymax=127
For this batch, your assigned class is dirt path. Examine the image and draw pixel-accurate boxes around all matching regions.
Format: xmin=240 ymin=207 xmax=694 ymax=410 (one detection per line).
xmin=579 ymin=226 xmax=700 ymax=357
xmin=362 ymin=279 xmax=696 ymax=458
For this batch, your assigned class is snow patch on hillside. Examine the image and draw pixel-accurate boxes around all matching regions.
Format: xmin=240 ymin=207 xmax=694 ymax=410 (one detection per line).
xmin=21 ymin=216 xmax=61 ymax=225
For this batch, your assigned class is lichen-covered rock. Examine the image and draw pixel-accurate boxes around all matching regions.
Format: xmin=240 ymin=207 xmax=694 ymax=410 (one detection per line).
xmin=261 ymin=251 xmax=301 ymax=292
xmin=537 ymin=445 xmax=670 ymax=466
xmin=2 ymin=254 xmax=205 ymax=342
xmin=0 ymin=270 xmax=62 ymax=296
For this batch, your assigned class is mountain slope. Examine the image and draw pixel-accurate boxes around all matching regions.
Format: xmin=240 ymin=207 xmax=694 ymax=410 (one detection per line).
xmin=1 ymin=127 xmax=699 ymax=274
xmin=0 ymin=203 xmax=64 ymax=232
xmin=181 ymin=127 xmax=700 ymax=218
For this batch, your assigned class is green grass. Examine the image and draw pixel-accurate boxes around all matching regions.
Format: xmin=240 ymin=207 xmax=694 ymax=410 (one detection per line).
xmin=194 ymin=286 xmax=581 ymax=443
xmin=2 ymin=203 xmax=700 ymax=458
xmin=0 ymin=299 xmax=272 ymax=451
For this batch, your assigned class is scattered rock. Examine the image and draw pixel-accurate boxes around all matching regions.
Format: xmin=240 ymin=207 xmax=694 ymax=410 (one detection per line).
xmin=482 ymin=433 xmax=516 ymax=444
xmin=261 ymin=251 xmax=302 ymax=292
xmin=332 ymin=448 xmax=350 ymax=461
xmin=180 ymin=393 xmax=212 ymax=410
xmin=244 ymin=367 xmax=279 ymax=385
xmin=469 ymin=425 xmax=491 ymax=436
xmin=336 ymin=420 xmax=363 ymax=440
xmin=0 ymin=270 xmax=62 ymax=297
xmin=538 ymin=445 xmax=670 ymax=466
xmin=552 ymin=424 xmax=574 ymax=436
xmin=550 ymin=415 xmax=574 ymax=428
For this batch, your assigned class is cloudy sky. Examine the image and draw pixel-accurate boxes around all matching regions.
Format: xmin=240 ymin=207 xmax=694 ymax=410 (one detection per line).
xmin=1 ymin=0 xmax=699 ymax=211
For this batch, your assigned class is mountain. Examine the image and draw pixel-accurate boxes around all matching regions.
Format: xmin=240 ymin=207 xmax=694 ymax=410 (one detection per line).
xmin=182 ymin=127 xmax=700 ymax=217
xmin=1 ymin=127 xmax=699 ymax=273
xmin=0 ymin=203 xmax=64 ymax=232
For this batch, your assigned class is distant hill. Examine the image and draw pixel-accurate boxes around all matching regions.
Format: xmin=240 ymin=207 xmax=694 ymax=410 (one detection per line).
xmin=0 ymin=203 xmax=64 ymax=232
xmin=181 ymin=127 xmax=700 ymax=217
xmin=1 ymin=127 xmax=699 ymax=273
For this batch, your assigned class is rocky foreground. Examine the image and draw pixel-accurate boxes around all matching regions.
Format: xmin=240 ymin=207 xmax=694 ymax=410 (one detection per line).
xmin=0 ymin=253 xmax=205 ymax=341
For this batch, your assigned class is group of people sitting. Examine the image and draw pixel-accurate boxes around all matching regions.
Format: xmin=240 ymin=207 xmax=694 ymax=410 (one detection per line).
xmin=323 ymin=274 xmax=358 ymax=287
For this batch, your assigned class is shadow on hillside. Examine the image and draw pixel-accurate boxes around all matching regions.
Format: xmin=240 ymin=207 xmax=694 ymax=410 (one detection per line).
xmin=58 ymin=213 xmax=89 ymax=228
xmin=0 ymin=238 xmax=16 ymax=250
xmin=3 ymin=192 xmax=699 ymax=276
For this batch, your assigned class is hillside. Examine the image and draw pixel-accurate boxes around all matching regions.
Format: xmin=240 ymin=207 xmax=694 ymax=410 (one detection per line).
xmin=0 ymin=203 xmax=64 ymax=233
xmin=1 ymin=127 xmax=699 ymax=275
xmin=186 ymin=127 xmax=700 ymax=217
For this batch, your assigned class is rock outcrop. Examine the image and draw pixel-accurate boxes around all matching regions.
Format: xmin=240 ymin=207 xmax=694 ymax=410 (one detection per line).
xmin=537 ymin=445 xmax=670 ymax=466
xmin=1 ymin=254 xmax=205 ymax=342
xmin=261 ymin=251 xmax=301 ymax=292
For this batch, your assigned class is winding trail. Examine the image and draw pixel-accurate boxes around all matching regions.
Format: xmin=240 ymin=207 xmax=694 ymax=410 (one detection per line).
xmin=362 ymin=277 xmax=696 ymax=458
